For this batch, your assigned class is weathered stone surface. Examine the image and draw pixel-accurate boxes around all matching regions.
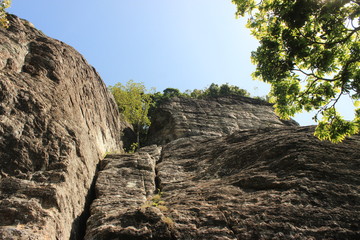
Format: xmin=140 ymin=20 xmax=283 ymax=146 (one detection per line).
xmin=156 ymin=127 xmax=360 ymax=239
xmin=90 ymin=127 xmax=360 ymax=239
xmin=85 ymin=145 xmax=165 ymax=239
xmin=0 ymin=15 xmax=123 ymax=239
xmin=147 ymin=96 xmax=298 ymax=145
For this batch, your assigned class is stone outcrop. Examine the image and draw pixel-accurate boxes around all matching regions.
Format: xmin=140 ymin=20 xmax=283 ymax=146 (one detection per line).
xmin=87 ymin=96 xmax=360 ymax=239
xmin=147 ymin=96 xmax=298 ymax=145
xmin=84 ymin=145 xmax=166 ymax=239
xmin=90 ymin=127 xmax=360 ymax=239
xmin=1 ymin=14 xmax=360 ymax=240
xmin=0 ymin=15 xmax=124 ymax=239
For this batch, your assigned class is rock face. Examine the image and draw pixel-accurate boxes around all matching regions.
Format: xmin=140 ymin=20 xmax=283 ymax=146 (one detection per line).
xmin=156 ymin=127 xmax=360 ymax=239
xmin=84 ymin=145 xmax=166 ymax=239
xmin=147 ymin=96 xmax=298 ymax=145
xmin=89 ymin=97 xmax=360 ymax=239
xmin=2 ymin=14 xmax=360 ymax=240
xmin=90 ymin=127 xmax=360 ymax=240
xmin=0 ymin=15 xmax=124 ymax=239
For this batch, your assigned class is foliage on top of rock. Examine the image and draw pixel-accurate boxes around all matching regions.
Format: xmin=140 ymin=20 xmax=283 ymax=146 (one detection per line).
xmin=151 ymin=83 xmax=255 ymax=106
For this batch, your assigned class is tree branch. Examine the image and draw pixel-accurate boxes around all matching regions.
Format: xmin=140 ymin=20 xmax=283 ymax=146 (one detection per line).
xmin=294 ymin=25 xmax=359 ymax=46
xmin=292 ymin=68 xmax=341 ymax=82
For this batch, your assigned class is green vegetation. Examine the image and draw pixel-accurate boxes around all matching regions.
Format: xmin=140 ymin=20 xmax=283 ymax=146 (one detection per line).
xmin=0 ymin=0 xmax=11 ymax=28
xmin=232 ymin=0 xmax=360 ymax=142
xmin=141 ymin=191 xmax=174 ymax=228
xmin=190 ymin=83 xmax=251 ymax=98
xmin=109 ymin=80 xmax=154 ymax=150
xmin=127 ymin=142 xmax=139 ymax=154
xmin=152 ymin=83 xmax=253 ymax=105
xmin=142 ymin=191 xmax=167 ymax=209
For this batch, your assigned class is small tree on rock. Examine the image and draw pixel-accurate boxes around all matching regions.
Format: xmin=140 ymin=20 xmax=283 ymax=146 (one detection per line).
xmin=109 ymin=80 xmax=154 ymax=150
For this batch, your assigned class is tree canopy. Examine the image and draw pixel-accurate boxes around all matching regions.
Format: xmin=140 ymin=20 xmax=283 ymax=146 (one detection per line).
xmin=153 ymin=83 xmax=252 ymax=102
xmin=0 ymin=0 xmax=11 ymax=28
xmin=109 ymin=80 xmax=153 ymax=149
xmin=232 ymin=0 xmax=360 ymax=142
xmin=199 ymin=83 xmax=251 ymax=98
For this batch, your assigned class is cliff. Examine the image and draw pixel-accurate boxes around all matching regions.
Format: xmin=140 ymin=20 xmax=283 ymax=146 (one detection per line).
xmin=87 ymin=102 xmax=360 ymax=239
xmin=147 ymin=96 xmax=298 ymax=145
xmin=0 ymin=15 xmax=125 ymax=239
xmin=1 ymin=15 xmax=360 ymax=240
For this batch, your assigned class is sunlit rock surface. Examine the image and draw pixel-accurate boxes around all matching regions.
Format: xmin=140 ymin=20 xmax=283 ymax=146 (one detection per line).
xmin=90 ymin=120 xmax=360 ymax=239
xmin=147 ymin=96 xmax=298 ymax=145
xmin=0 ymin=15 xmax=124 ymax=239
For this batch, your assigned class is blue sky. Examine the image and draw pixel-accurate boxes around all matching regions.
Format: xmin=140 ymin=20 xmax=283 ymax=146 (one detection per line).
xmin=7 ymin=0 xmax=354 ymax=126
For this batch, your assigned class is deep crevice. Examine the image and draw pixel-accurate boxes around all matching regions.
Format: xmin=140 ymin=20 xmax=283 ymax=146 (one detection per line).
xmin=154 ymin=168 xmax=162 ymax=194
xmin=69 ymin=162 xmax=100 ymax=240
xmin=154 ymin=147 xmax=164 ymax=194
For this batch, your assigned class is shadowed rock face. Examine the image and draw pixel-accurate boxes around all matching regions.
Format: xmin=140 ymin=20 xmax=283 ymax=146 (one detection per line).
xmin=147 ymin=96 xmax=298 ymax=145
xmin=0 ymin=15 xmax=124 ymax=239
xmin=89 ymin=127 xmax=360 ymax=239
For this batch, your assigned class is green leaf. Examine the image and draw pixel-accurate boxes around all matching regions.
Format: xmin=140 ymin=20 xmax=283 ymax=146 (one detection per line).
xmin=354 ymin=101 xmax=360 ymax=108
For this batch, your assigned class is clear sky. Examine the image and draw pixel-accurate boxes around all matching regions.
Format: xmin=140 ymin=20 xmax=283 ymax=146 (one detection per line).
xmin=7 ymin=0 xmax=354 ymax=126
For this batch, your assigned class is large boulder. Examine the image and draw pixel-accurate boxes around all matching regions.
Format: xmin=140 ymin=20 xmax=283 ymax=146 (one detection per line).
xmin=0 ymin=15 xmax=124 ymax=239
xmin=147 ymin=96 xmax=298 ymax=145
